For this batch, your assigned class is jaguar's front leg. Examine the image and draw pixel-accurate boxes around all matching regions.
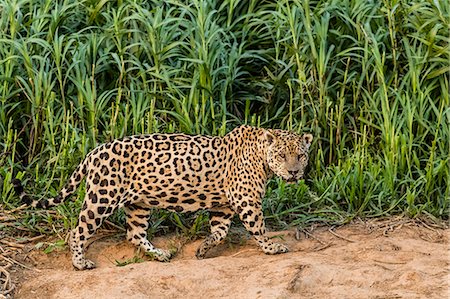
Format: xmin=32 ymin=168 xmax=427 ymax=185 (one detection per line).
xmin=232 ymin=198 xmax=289 ymax=255
xmin=195 ymin=207 xmax=234 ymax=259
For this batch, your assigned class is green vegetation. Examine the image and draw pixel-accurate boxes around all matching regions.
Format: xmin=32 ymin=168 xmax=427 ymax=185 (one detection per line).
xmin=0 ymin=0 xmax=448 ymax=235
xmin=115 ymin=255 xmax=145 ymax=267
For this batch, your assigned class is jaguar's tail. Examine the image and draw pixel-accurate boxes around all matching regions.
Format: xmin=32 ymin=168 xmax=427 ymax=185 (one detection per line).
xmin=12 ymin=158 xmax=89 ymax=209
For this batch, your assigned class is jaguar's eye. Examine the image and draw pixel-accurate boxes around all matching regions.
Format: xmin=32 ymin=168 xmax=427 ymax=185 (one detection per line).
xmin=298 ymin=155 xmax=306 ymax=162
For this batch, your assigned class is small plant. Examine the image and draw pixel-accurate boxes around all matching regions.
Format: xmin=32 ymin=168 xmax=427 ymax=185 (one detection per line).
xmin=35 ymin=240 xmax=67 ymax=254
xmin=115 ymin=255 xmax=145 ymax=267
xmin=171 ymin=211 xmax=209 ymax=240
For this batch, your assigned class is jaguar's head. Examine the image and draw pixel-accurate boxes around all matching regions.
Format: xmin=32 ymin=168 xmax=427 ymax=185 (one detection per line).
xmin=265 ymin=130 xmax=313 ymax=183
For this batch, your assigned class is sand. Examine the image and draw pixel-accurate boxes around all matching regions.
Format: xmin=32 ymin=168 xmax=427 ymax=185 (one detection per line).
xmin=13 ymin=219 xmax=450 ymax=299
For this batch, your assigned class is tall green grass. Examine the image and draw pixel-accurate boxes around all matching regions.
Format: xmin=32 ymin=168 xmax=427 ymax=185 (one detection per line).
xmin=0 ymin=0 xmax=448 ymax=232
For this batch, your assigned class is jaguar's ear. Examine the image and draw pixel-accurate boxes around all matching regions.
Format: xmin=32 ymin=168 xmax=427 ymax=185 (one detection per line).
xmin=302 ymin=134 xmax=313 ymax=150
xmin=265 ymin=131 xmax=276 ymax=145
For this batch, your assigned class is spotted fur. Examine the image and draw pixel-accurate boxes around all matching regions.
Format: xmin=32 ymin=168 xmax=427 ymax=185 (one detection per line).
xmin=13 ymin=125 xmax=313 ymax=270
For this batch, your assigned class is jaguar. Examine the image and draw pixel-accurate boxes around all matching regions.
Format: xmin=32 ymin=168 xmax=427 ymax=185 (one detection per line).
xmin=13 ymin=125 xmax=313 ymax=270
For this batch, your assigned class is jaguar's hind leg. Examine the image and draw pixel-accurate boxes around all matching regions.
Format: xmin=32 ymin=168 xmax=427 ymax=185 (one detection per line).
xmin=124 ymin=203 xmax=173 ymax=262
xmin=70 ymin=194 xmax=118 ymax=270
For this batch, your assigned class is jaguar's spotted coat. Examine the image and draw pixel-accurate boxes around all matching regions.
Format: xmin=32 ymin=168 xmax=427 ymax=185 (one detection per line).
xmin=14 ymin=125 xmax=313 ymax=270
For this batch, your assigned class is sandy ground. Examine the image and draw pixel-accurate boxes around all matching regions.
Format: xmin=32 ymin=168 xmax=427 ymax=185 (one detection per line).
xmin=12 ymin=220 xmax=450 ymax=299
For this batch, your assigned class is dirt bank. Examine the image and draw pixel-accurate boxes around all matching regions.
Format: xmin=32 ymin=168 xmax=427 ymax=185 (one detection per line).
xmin=13 ymin=219 xmax=450 ymax=298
